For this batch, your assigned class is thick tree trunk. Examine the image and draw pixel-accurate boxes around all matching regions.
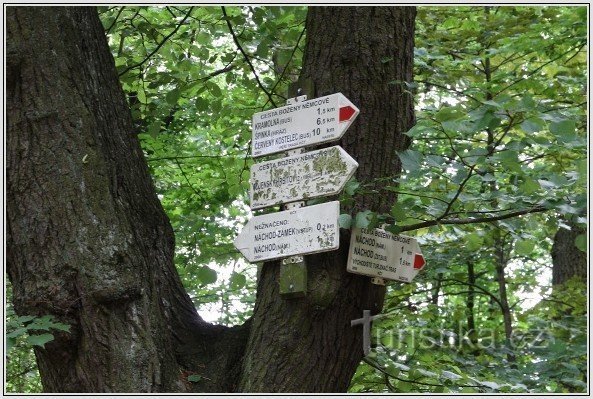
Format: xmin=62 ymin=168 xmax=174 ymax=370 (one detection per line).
xmin=7 ymin=6 xmax=246 ymax=392
xmin=238 ymin=6 xmax=416 ymax=392
xmin=551 ymin=223 xmax=587 ymax=286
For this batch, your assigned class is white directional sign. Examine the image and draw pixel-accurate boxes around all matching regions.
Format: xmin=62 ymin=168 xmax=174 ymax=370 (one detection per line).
xmin=251 ymin=92 xmax=360 ymax=157
xmin=347 ymin=227 xmax=426 ymax=282
xmin=250 ymin=146 xmax=358 ymax=210
xmin=234 ymin=201 xmax=340 ymax=263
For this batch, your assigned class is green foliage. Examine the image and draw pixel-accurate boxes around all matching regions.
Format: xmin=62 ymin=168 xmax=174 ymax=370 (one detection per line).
xmin=6 ymin=283 xmax=71 ymax=393
xmin=349 ymin=5 xmax=587 ymax=394
xmin=99 ymin=5 xmax=306 ymax=326
xmin=9 ymin=5 xmax=586 ymax=394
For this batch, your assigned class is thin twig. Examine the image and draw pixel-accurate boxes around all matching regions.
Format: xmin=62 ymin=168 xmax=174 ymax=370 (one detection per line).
xmin=494 ymin=42 xmax=586 ymax=96
xmin=266 ymin=26 xmax=306 ymax=108
xmin=118 ymin=7 xmax=194 ymax=77
xmin=221 ymin=6 xmax=277 ymax=108
xmin=416 ymin=79 xmax=480 ymax=103
xmin=105 ymin=6 xmax=126 ymax=34
xmin=174 ymin=158 xmax=206 ymax=202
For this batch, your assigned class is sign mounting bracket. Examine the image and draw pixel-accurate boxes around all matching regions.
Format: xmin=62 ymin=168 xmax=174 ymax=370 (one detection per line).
xmin=279 ymin=91 xmax=308 ymax=298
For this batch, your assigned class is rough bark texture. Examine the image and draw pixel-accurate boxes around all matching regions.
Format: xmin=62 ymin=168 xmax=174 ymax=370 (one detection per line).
xmin=238 ymin=7 xmax=416 ymax=392
xmin=7 ymin=6 xmax=246 ymax=392
xmin=551 ymin=223 xmax=587 ymax=286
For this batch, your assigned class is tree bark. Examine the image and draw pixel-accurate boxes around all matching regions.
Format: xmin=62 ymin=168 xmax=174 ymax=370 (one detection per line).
xmin=465 ymin=260 xmax=478 ymax=351
xmin=7 ymin=6 xmax=246 ymax=392
xmin=551 ymin=223 xmax=587 ymax=286
xmin=494 ymin=235 xmax=515 ymax=363
xmin=238 ymin=6 xmax=416 ymax=392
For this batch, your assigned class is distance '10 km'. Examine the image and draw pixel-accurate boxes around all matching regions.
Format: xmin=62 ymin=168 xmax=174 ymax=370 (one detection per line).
xmin=251 ymin=92 xmax=359 ymax=157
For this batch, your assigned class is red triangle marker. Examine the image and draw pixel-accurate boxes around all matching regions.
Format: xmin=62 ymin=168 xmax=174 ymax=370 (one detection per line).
xmin=413 ymin=253 xmax=425 ymax=270
xmin=339 ymin=106 xmax=356 ymax=122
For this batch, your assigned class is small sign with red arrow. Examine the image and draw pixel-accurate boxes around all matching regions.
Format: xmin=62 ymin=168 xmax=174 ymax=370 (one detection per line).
xmin=347 ymin=227 xmax=426 ymax=282
xmin=251 ymin=92 xmax=360 ymax=157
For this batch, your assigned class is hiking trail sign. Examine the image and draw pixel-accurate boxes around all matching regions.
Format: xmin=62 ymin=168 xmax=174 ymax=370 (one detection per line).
xmin=249 ymin=145 xmax=358 ymax=210
xmin=347 ymin=227 xmax=426 ymax=282
xmin=234 ymin=201 xmax=340 ymax=263
xmin=251 ymin=92 xmax=359 ymax=157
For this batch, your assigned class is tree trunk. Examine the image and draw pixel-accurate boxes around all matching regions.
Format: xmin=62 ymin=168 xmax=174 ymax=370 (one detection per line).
xmin=494 ymin=235 xmax=515 ymax=363
xmin=237 ymin=6 xmax=416 ymax=392
xmin=7 ymin=5 xmax=416 ymax=393
xmin=7 ymin=6 xmax=246 ymax=392
xmin=465 ymin=260 xmax=478 ymax=352
xmin=551 ymin=223 xmax=587 ymax=286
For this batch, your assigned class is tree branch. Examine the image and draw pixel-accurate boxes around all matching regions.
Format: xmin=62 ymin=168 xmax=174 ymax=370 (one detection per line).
xmin=118 ymin=7 xmax=194 ymax=77
xmin=221 ymin=6 xmax=277 ymax=108
xmin=266 ymin=26 xmax=306 ymax=107
xmin=416 ymin=79 xmax=480 ymax=103
xmin=436 ymin=164 xmax=477 ymax=222
xmin=147 ymin=154 xmax=242 ymax=163
xmin=174 ymin=158 xmax=206 ymax=202
xmin=440 ymin=278 xmax=504 ymax=312
xmin=105 ymin=6 xmax=125 ymax=34
xmin=494 ymin=42 xmax=586 ymax=97
xmin=396 ymin=205 xmax=548 ymax=233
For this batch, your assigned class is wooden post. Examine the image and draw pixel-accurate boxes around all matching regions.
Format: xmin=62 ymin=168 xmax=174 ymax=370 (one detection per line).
xmin=279 ymin=80 xmax=313 ymax=298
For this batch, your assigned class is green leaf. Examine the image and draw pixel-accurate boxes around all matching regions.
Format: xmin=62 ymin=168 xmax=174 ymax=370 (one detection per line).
xmin=354 ymin=210 xmax=373 ymax=229
xmin=398 ymin=149 xmax=423 ymax=171
xmin=148 ymin=121 xmax=161 ymax=138
xmin=519 ymin=178 xmax=540 ymax=195
xmin=7 ymin=337 xmax=15 ymax=352
xmin=17 ymin=315 xmax=36 ymax=324
xmin=229 ymin=272 xmax=246 ymax=290
xmin=136 ymin=89 xmax=147 ymax=104
xmin=390 ymin=203 xmax=406 ymax=222
xmin=27 ymin=333 xmax=54 ymax=348
xmin=206 ymin=81 xmax=222 ymax=98
xmin=435 ymin=107 xmax=462 ymax=122
xmin=197 ymin=266 xmax=217 ymax=285
xmin=195 ymin=97 xmax=209 ymax=111
xmin=465 ymin=233 xmax=483 ymax=251
xmin=404 ymin=123 xmax=428 ymax=138
xmin=338 ymin=213 xmax=352 ymax=229
xmin=515 ymin=239 xmax=535 ymax=256
xmin=166 ymin=88 xmax=180 ymax=106
xmin=187 ymin=374 xmax=202 ymax=383
xmin=344 ymin=179 xmax=360 ymax=196
xmin=521 ymin=118 xmax=545 ymax=134
xmin=574 ymin=234 xmax=586 ymax=252
xmin=550 ymin=119 xmax=576 ymax=137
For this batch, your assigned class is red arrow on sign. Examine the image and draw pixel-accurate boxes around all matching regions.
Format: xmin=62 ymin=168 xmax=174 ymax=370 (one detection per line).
xmin=413 ymin=253 xmax=425 ymax=270
xmin=339 ymin=105 xmax=357 ymax=122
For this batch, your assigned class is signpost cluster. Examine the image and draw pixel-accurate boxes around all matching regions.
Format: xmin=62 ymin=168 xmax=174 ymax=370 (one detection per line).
xmin=234 ymin=91 xmax=426 ymax=295
xmin=234 ymin=93 xmax=359 ymax=267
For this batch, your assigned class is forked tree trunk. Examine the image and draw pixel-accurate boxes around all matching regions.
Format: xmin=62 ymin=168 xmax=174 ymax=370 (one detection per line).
xmin=238 ymin=6 xmax=416 ymax=392
xmin=7 ymin=5 xmax=415 ymax=393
